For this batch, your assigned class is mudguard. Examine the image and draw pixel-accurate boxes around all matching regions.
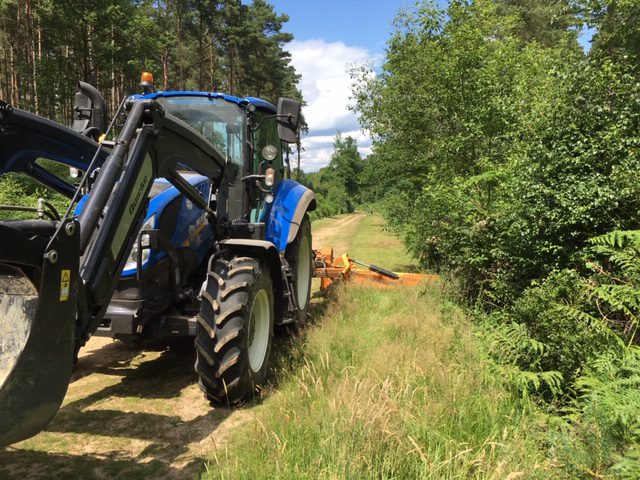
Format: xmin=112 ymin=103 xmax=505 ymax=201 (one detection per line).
xmin=265 ymin=179 xmax=316 ymax=252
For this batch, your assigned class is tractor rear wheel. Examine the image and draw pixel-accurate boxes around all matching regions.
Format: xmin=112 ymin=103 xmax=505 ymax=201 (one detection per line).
xmin=285 ymin=214 xmax=312 ymax=322
xmin=194 ymin=256 xmax=274 ymax=404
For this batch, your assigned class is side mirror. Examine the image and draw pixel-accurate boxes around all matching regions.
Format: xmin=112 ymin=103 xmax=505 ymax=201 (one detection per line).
xmin=277 ymin=97 xmax=301 ymax=144
xmin=70 ymin=82 xmax=107 ymax=136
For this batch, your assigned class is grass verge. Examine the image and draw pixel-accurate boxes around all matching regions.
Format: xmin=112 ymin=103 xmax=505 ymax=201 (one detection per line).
xmin=349 ymin=213 xmax=416 ymax=272
xmin=202 ymin=284 xmax=550 ymax=479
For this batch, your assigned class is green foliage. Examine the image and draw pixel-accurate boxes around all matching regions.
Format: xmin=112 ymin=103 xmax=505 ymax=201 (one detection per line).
xmin=303 ymin=134 xmax=365 ymax=219
xmin=588 ymin=0 xmax=640 ymax=63
xmin=584 ymin=230 xmax=640 ymax=341
xmin=552 ymin=347 xmax=640 ymax=478
xmin=351 ymin=0 xmax=640 ymax=473
xmin=352 ymin=0 xmax=640 ymax=307
xmin=480 ymin=318 xmax=564 ymax=398
xmin=496 ymin=0 xmax=581 ymax=47
xmin=0 ymin=172 xmax=68 ymax=219
xmin=0 ymin=0 xmax=302 ymax=121
xmin=481 ymin=270 xmax=613 ymax=398
xmin=480 ymin=233 xmax=640 ymax=475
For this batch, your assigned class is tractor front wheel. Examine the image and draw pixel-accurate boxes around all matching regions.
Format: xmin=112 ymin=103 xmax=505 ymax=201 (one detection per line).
xmin=194 ymin=256 xmax=274 ymax=404
xmin=285 ymin=214 xmax=313 ymax=322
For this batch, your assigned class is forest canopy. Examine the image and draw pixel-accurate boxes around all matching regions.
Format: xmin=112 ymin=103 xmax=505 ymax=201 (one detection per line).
xmin=0 ymin=0 xmax=302 ymax=122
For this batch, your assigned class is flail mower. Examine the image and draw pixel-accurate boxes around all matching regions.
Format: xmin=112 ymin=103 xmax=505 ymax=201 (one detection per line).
xmin=313 ymin=248 xmax=437 ymax=291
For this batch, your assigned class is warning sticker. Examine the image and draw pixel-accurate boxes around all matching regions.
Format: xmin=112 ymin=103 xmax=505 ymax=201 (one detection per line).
xmin=60 ymin=270 xmax=70 ymax=302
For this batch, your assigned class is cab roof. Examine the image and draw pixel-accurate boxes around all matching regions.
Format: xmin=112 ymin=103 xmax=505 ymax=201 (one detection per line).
xmin=133 ymin=91 xmax=277 ymax=113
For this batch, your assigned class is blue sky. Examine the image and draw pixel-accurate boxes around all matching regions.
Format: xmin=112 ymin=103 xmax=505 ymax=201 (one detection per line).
xmin=270 ymin=0 xmax=416 ymax=53
xmin=266 ymin=1 xmax=595 ymax=171
xmin=265 ymin=0 xmax=415 ymax=170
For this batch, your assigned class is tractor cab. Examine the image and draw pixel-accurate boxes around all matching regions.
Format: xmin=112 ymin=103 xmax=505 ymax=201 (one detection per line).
xmin=138 ymin=91 xmax=300 ymax=237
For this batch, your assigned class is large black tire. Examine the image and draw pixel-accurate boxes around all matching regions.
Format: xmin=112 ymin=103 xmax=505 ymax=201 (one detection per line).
xmin=194 ymin=256 xmax=274 ymax=404
xmin=285 ymin=214 xmax=313 ymax=322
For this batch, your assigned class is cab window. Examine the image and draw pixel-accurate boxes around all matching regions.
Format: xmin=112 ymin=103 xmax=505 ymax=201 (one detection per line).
xmin=157 ymin=96 xmax=245 ymax=167
xmin=253 ymin=112 xmax=283 ymax=179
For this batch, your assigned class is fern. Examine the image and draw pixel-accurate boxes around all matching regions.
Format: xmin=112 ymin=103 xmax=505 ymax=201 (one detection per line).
xmin=580 ymin=230 xmax=640 ymax=343
xmin=588 ymin=230 xmax=640 ymax=249
xmin=562 ymin=347 xmax=640 ymax=477
xmin=551 ymin=233 xmax=640 ymax=477
xmin=479 ymin=319 xmax=563 ymax=398
xmin=553 ymin=302 xmax=621 ymax=343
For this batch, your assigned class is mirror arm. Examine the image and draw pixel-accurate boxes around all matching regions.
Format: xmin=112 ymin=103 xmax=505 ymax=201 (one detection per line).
xmin=251 ymin=113 xmax=293 ymax=132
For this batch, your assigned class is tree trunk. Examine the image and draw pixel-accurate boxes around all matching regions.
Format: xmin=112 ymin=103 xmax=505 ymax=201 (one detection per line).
xmin=210 ymin=43 xmax=217 ymax=90
xmin=14 ymin=0 xmax=22 ymax=108
xmin=111 ymin=26 xmax=116 ymax=113
xmin=163 ymin=51 xmax=169 ymax=90
xmin=26 ymin=0 xmax=38 ymax=114
xmin=198 ymin=19 xmax=205 ymax=90
xmin=176 ymin=7 xmax=184 ymax=89
xmin=37 ymin=20 xmax=42 ymax=115
xmin=228 ymin=46 xmax=234 ymax=95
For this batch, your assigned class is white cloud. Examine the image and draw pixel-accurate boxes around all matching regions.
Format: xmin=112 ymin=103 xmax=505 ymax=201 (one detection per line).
xmin=288 ymin=39 xmax=376 ymax=172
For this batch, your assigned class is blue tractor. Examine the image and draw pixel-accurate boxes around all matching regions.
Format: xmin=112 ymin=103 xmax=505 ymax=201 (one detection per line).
xmin=96 ymin=87 xmax=316 ymax=404
xmin=0 ymin=77 xmax=315 ymax=446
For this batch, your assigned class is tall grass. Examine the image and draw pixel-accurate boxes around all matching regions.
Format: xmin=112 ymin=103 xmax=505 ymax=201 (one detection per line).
xmin=203 ymin=284 xmax=550 ymax=479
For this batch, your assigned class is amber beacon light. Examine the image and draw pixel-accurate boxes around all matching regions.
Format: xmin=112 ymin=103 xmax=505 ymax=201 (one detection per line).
xmin=140 ymin=71 xmax=154 ymax=93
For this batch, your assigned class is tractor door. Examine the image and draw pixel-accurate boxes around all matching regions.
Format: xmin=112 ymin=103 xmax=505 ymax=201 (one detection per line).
xmin=222 ymin=120 xmax=246 ymax=222
xmin=154 ymin=96 xmax=247 ymax=222
xmin=248 ymin=112 xmax=284 ymax=222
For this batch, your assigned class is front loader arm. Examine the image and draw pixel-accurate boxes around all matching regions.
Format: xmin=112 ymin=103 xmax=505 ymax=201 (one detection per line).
xmin=0 ymin=98 xmax=225 ymax=448
xmin=77 ymin=102 xmax=224 ymax=336
xmin=0 ymin=101 xmax=109 ymax=197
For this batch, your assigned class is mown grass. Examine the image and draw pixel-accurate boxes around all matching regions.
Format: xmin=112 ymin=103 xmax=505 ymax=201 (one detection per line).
xmin=349 ymin=213 xmax=417 ymax=272
xmin=198 ymin=212 xmax=552 ymax=479
xmin=202 ymin=284 xmax=551 ymax=479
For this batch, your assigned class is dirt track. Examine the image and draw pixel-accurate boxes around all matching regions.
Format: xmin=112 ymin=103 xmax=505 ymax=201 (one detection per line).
xmin=0 ymin=213 xmax=365 ymax=480
xmin=311 ymin=211 xmax=365 ymax=252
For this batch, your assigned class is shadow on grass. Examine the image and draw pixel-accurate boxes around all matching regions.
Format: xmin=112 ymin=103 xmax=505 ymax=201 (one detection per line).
xmin=395 ymin=263 xmax=423 ymax=274
xmin=0 ymin=448 xmax=205 ymax=480
xmin=0 ymin=338 xmax=229 ymax=480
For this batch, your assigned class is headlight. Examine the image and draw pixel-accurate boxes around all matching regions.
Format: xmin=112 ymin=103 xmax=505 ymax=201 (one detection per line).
xmin=262 ymin=144 xmax=278 ymax=161
xmin=123 ymin=214 xmax=155 ymax=271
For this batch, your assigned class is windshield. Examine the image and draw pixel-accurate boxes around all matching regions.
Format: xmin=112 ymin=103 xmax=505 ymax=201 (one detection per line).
xmin=156 ymin=96 xmax=245 ymax=167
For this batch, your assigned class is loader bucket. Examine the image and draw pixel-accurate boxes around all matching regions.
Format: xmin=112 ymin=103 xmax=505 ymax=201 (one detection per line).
xmin=0 ymin=219 xmax=79 ymax=447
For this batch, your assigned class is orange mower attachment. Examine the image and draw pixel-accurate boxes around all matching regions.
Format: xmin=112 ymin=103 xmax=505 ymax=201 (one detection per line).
xmin=313 ymin=247 xmax=438 ymax=291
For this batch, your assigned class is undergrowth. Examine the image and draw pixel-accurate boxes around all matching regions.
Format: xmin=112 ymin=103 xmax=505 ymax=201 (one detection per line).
xmin=203 ymin=284 xmax=550 ymax=479
xmin=478 ymin=230 xmax=640 ymax=477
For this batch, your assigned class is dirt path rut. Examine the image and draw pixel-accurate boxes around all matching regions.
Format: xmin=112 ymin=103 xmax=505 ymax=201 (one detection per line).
xmin=312 ymin=211 xmax=366 ymax=253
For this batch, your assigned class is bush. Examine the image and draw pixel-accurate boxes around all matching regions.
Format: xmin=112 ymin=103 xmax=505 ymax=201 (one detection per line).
xmin=553 ymin=347 xmax=640 ymax=479
xmin=482 ymin=270 xmax=611 ymax=398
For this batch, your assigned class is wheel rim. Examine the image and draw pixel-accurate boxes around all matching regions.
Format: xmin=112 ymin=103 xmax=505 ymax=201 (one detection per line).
xmin=247 ymin=289 xmax=270 ymax=373
xmin=296 ymin=236 xmax=311 ymax=310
